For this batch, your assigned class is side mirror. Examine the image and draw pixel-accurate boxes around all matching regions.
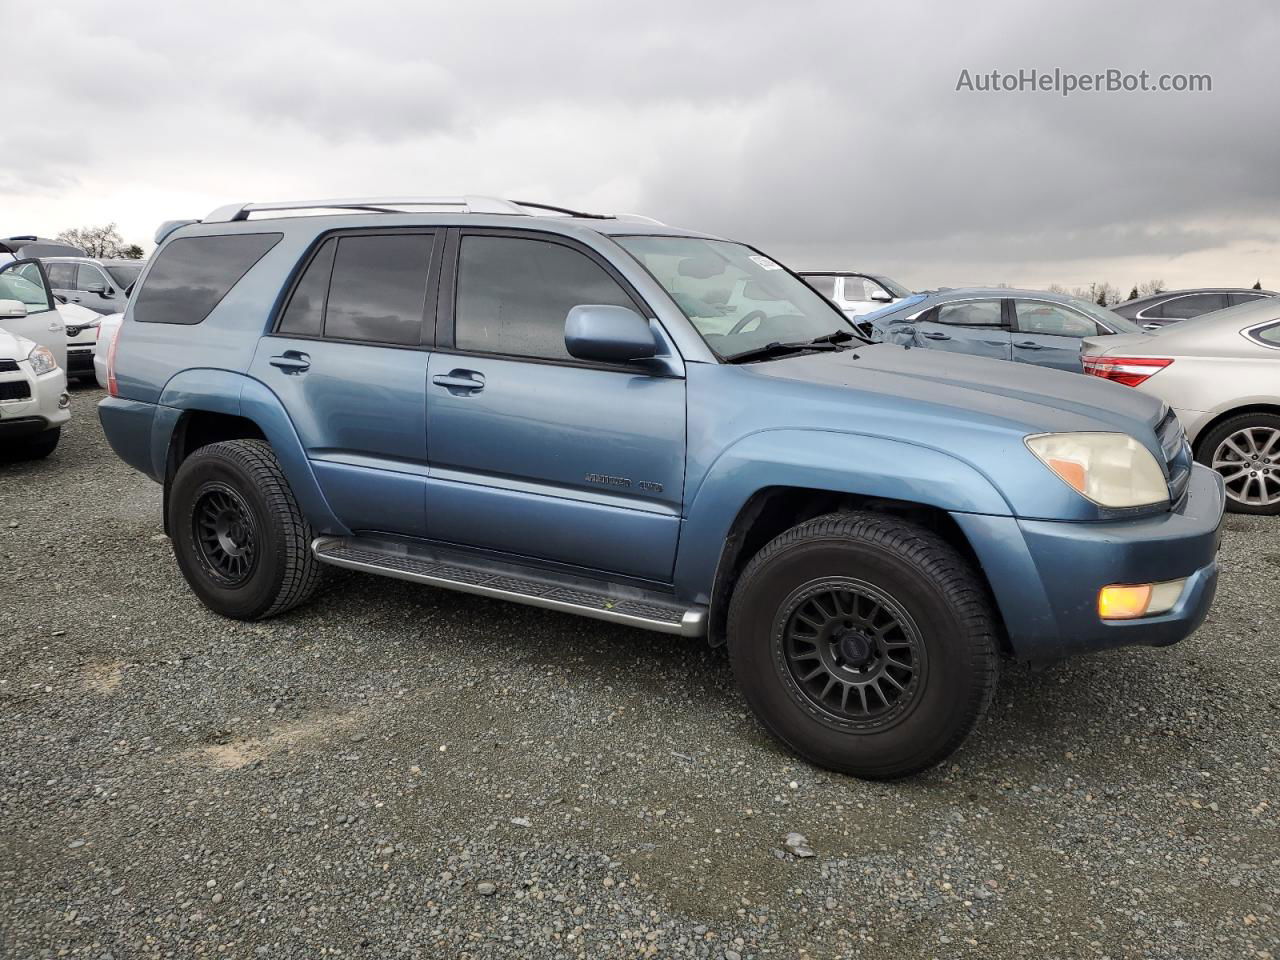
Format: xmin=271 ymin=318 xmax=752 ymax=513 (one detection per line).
xmin=86 ymin=282 xmax=106 ymax=295
xmin=870 ymin=291 xmax=894 ymax=303
xmin=565 ymin=305 xmax=658 ymax=363
xmin=0 ymin=298 xmax=28 ymax=319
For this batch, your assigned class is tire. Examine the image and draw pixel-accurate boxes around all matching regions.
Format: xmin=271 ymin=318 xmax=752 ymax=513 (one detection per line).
xmin=2 ymin=427 xmax=60 ymax=461
xmin=1194 ymin=412 xmax=1280 ymax=516
xmin=726 ymin=512 xmax=999 ymax=780
xmin=168 ymin=439 xmax=324 ymax=619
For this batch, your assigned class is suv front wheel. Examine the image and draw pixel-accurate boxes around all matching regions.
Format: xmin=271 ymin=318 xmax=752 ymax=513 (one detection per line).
xmin=727 ymin=512 xmax=999 ymax=780
xmin=169 ymin=439 xmax=324 ymax=619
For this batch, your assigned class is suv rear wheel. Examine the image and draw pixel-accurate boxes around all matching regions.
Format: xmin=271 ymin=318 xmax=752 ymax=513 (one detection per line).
xmin=169 ymin=439 xmax=324 ymax=619
xmin=727 ymin=512 xmax=998 ymax=780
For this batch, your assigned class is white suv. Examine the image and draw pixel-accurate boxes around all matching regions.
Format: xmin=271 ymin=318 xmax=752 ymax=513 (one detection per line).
xmin=0 ymin=306 xmax=68 ymax=460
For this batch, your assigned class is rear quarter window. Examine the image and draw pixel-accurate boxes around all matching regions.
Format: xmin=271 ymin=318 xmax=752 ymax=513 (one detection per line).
xmin=133 ymin=233 xmax=282 ymax=325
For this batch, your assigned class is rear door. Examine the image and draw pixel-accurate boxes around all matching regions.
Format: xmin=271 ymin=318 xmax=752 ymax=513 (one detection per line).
xmin=1011 ymin=299 xmax=1101 ymax=372
xmin=910 ymin=298 xmax=1011 ymax=361
xmin=0 ymin=260 xmax=65 ymax=369
xmin=249 ymin=230 xmax=441 ymax=538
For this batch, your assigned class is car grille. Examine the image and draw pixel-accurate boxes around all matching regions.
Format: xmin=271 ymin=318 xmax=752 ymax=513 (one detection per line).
xmin=0 ymin=380 xmax=32 ymax=401
xmin=0 ymin=359 xmax=18 ymax=373
xmin=1157 ymin=408 xmax=1192 ymax=504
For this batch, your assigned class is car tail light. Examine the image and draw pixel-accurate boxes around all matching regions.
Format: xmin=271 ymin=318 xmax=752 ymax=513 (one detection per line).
xmin=106 ymin=323 xmax=122 ymax=397
xmin=1082 ymin=355 xmax=1172 ymax=387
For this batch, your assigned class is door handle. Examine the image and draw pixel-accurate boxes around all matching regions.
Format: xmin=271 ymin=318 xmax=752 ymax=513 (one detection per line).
xmin=1014 ymin=341 xmax=1043 ymax=350
xmin=981 ymin=340 xmax=1007 ymax=346
xmin=269 ymin=351 xmax=311 ymax=374
xmin=921 ymin=331 xmax=951 ymax=341
xmin=433 ymin=370 xmax=485 ymax=394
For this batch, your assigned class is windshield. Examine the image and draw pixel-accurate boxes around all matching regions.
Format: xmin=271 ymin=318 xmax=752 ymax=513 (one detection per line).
xmin=105 ymin=263 xmax=144 ymax=288
xmin=1068 ymin=297 xmax=1144 ymax=334
xmin=871 ymin=274 xmax=913 ymax=298
xmin=616 ymin=236 xmax=857 ymax=359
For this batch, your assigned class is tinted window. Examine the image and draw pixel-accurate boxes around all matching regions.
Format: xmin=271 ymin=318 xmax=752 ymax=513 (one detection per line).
xmin=134 ymin=233 xmax=282 ymax=325
xmin=45 ymin=262 xmax=77 ymax=290
xmin=105 ymin=263 xmax=144 ymax=289
xmin=1151 ymin=293 xmax=1228 ymax=319
xmin=456 ymin=235 xmax=635 ymax=360
xmin=323 ymin=234 xmax=432 ymax=344
xmin=803 ymin=275 xmax=837 ymax=298
xmin=936 ymin=300 xmax=1003 ymax=326
xmin=1229 ymin=292 xmax=1267 ymax=307
xmin=278 ymin=239 xmax=337 ymax=337
xmin=1014 ymin=300 xmax=1099 ymax=338
xmin=76 ymin=264 xmax=108 ymax=291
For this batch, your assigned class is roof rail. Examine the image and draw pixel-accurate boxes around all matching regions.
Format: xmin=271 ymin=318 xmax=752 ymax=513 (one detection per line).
xmin=203 ymin=195 xmax=529 ymax=223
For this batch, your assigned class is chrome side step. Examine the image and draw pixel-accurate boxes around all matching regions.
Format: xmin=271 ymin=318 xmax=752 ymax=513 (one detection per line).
xmin=312 ymin=536 xmax=707 ymax=637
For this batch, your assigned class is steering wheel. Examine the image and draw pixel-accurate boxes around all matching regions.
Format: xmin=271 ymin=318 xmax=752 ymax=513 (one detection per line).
xmin=729 ymin=310 xmax=769 ymax=335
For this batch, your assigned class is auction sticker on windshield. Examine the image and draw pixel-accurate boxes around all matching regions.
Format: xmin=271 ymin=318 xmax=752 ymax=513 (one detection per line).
xmin=748 ymin=255 xmax=782 ymax=271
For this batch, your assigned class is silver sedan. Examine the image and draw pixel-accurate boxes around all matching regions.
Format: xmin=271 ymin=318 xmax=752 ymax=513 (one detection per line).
xmin=1082 ymin=298 xmax=1280 ymax=515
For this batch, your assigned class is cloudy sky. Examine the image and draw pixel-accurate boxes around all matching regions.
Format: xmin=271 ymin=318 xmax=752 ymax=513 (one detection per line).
xmin=5 ymin=0 xmax=1279 ymax=292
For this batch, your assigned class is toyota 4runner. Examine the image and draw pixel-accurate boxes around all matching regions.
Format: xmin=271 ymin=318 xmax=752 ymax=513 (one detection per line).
xmin=98 ymin=196 xmax=1225 ymax=779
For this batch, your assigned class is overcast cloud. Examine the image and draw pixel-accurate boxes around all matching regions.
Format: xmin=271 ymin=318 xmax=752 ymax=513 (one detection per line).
xmin=4 ymin=0 xmax=1279 ymax=290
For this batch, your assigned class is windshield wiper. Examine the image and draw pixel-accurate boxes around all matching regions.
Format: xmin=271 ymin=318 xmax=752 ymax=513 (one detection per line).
xmin=808 ymin=330 xmax=857 ymax=346
xmin=724 ymin=340 xmax=844 ymax=364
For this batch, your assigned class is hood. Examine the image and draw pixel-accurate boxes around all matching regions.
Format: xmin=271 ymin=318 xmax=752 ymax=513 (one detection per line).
xmin=753 ymin=341 xmax=1166 ymax=440
xmin=0 ymin=327 xmax=34 ymax=361
xmin=57 ymin=301 xmax=100 ymax=326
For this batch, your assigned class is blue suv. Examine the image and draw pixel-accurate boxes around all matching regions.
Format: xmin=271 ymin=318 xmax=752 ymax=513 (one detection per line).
xmin=99 ymin=197 xmax=1225 ymax=779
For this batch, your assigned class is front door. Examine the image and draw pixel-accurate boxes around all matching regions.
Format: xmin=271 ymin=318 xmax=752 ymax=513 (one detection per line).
xmin=249 ymin=230 xmax=441 ymax=538
xmin=426 ymin=230 xmax=686 ymax=583
xmin=910 ymin=298 xmax=1012 ymax=361
xmin=0 ymin=260 xmax=65 ymax=369
xmin=1011 ymin=299 xmax=1101 ymax=372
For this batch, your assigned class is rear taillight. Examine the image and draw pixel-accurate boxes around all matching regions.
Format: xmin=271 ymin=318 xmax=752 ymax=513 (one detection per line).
xmin=106 ymin=323 xmax=122 ymax=397
xmin=1082 ymin=355 xmax=1172 ymax=387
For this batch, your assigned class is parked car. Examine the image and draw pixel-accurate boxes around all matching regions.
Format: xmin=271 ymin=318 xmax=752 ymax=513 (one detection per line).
xmin=863 ymin=287 xmax=1148 ymax=372
xmin=99 ymin=195 xmax=1223 ymax=780
xmin=0 ymin=314 xmax=69 ymax=460
xmin=1110 ymin=288 xmax=1278 ymax=329
xmin=52 ymin=297 xmax=105 ymax=383
xmin=1082 ymin=297 xmax=1280 ymax=515
xmin=93 ymin=312 xmax=124 ymax=390
xmin=0 ymin=259 xmax=66 ymax=371
xmin=42 ymin=256 xmax=146 ymax=316
xmin=799 ymin=271 xmax=913 ymax=317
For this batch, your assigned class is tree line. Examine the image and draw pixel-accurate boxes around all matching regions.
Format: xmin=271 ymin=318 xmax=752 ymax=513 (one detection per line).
xmin=55 ymin=223 xmax=144 ymax=260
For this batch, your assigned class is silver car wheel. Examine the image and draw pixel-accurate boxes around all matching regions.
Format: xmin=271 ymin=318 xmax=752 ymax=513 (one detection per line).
xmin=1211 ymin=426 xmax=1280 ymax=506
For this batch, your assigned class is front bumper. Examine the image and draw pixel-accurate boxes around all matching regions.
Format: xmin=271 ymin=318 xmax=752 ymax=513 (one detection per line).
xmin=0 ymin=366 xmax=70 ymax=439
xmin=954 ymin=463 xmax=1225 ymax=661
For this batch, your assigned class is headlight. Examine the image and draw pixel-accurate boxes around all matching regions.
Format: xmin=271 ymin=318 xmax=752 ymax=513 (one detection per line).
xmin=1025 ymin=432 xmax=1168 ymax=508
xmin=27 ymin=345 xmax=59 ymax=376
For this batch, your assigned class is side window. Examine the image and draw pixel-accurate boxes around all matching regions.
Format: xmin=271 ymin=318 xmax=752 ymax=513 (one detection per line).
xmin=1156 ymin=293 xmax=1228 ymax=319
xmin=803 ymin=275 xmax=837 ymax=298
xmin=936 ymin=300 xmax=1003 ymax=326
xmin=841 ymin=277 xmax=872 ymax=301
xmin=323 ymin=234 xmax=433 ymax=345
xmin=455 ymin=235 xmax=636 ymax=361
xmin=1250 ymin=321 xmax=1280 ymax=348
xmin=1229 ymin=292 xmax=1267 ymax=307
xmin=1014 ymin=301 xmax=1099 ymax=338
xmin=134 ymin=233 xmax=282 ymax=325
xmin=45 ymin=262 xmax=77 ymax=289
xmin=76 ymin=264 xmax=109 ymax=291
xmin=0 ymin=261 xmax=55 ymax=314
xmin=277 ymin=239 xmax=337 ymax=337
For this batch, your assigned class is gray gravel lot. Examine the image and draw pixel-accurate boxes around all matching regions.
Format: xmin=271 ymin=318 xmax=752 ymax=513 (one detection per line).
xmin=1 ymin=386 xmax=1277 ymax=959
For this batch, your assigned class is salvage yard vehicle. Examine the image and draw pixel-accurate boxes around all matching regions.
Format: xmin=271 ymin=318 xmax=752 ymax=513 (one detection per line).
xmin=1083 ymin=297 xmax=1280 ymax=515
xmin=0 ymin=315 xmax=68 ymax=460
xmin=98 ymin=196 xmax=1225 ymax=779
xmin=864 ymin=287 xmax=1148 ymax=372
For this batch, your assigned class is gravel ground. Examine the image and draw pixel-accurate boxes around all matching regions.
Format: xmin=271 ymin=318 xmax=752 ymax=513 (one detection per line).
xmin=1 ymin=386 xmax=1277 ymax=959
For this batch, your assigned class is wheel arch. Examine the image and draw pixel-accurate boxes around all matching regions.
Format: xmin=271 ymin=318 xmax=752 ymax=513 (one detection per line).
xmin=1189 ymin=401 xmax=1280 ymax=457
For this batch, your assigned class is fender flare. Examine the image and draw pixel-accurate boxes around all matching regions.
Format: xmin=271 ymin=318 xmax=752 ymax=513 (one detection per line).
xmin=152 ymin=368 xmax=347 ymax=535
xmin=674 ymin=428 xmax=1013 ymax=604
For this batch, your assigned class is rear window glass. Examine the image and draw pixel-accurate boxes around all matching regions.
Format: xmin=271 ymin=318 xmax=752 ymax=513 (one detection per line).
xmin=322 ymin=234 xmax=433 ymax=345
xmin=133 ymin=233 xmax=282 ymax=325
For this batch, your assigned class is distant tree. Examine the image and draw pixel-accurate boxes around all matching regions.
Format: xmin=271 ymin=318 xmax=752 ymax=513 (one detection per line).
xmin=120 ymin=244 xmax=145 ymax=260
xmin=1046 ymin=283 xmax=1068 ymax=295
xmin=1138 ymin=279 xmax=1166 ymax=297
xmin=1254 ymin=279 xmax=1263 ymax=290
xmin=1127 ymin=285 xmax=1140 ymax=301
xmin=56 ymin=223 xmax=130 ymax=259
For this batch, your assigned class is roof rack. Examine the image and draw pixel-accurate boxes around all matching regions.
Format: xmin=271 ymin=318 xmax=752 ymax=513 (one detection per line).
xmin=199 ymin=196 xmax=665 ymax=226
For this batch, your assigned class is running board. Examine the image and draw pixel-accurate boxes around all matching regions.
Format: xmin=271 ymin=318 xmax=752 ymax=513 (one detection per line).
xmin=312 ymin=536 xmax=706 ymax=637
